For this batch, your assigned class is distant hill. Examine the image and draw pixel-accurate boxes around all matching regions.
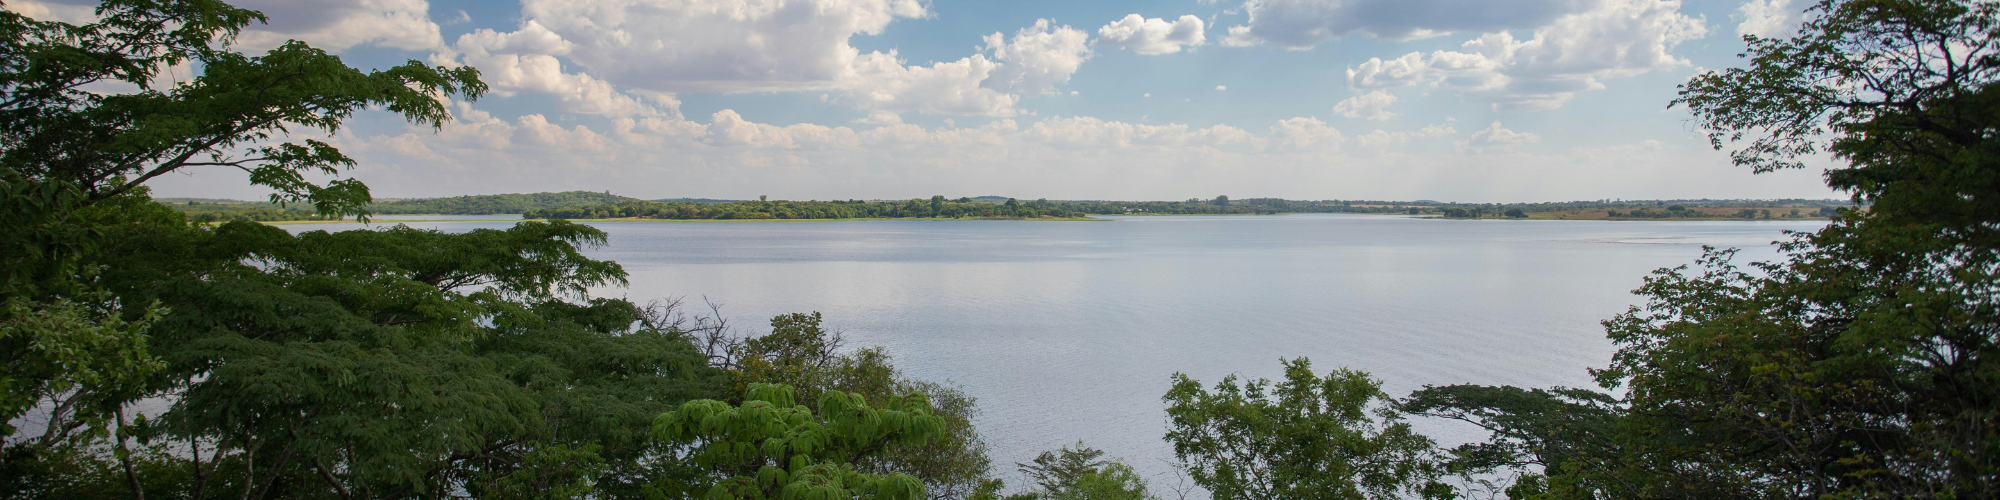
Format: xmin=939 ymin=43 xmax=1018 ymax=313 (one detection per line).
xmin=368 ymin=191 xmax=636 ymax=214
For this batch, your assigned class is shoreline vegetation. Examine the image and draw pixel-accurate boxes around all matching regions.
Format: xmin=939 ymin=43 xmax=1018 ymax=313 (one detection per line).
xmin=165 ymin=191 xmax=1860 ymax=223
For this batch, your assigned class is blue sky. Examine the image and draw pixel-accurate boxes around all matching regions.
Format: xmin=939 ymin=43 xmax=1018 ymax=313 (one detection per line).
xmin=17 ymin=0 xmax=1839 ymax=201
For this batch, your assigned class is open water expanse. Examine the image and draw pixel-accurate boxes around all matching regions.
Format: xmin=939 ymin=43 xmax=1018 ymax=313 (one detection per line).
xmin=288 ymin=214 xmax=1825 ymax=486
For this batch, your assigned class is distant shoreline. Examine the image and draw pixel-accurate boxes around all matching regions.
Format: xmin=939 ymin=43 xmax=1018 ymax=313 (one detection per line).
xmin=256 ymin=211 xmax=1838 ymax=225
xmin=263 ymin=215 xmax=1104 ymax=224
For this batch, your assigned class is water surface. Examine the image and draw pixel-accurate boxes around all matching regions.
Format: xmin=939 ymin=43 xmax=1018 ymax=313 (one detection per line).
xmin=289 ymin=214 xmax=1823 ymax=485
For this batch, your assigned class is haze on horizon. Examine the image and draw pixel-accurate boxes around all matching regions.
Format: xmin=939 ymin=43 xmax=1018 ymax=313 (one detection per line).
xmin=12 ymin=0 xmax=1841 ymax=203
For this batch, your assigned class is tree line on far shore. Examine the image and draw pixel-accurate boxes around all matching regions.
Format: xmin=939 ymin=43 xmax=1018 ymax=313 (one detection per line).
xmin=517 ymin=196 xmax=1403 ymax=220
xmin=167 ymin=192 xmax=1857 ymax=223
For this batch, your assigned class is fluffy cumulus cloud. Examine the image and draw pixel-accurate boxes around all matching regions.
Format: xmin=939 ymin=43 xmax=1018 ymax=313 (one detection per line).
xmin=1344 ymin=0 xmax=1707 ymax=110
xmin=1268 ymin=117 xmax=1346 ymax=150
xmin=981 ymin=20 xmax=1095 ymax=96
xmin=1737 ymin=0 xmax=1804 ymax=39
xmin=1096 ymin=14 xmax=1207 ymax=55
xmin=446 ymin=1 xmax=1087 ymax=120
xmin=835 ymin=20 xmax=1090 ymax=118
xmin=452 ymin=22 xmax=678 ymax=118
xmin=231 ymin=0 xmax=445 ymax=51
xmin=1222 ymin=0 xmax=1600 ymax=48
xmin=506 ymin=0 xmax=926 ymax=93
xmin=1460 ymin=121 xmax=1540 ymax=152
xmin=1332 ymin=90 xmax=1398 ymax=121
xmin=839 ymin=52 xmax=1018 ymax=118
xmin=6 ymin=0 xmax=444 ymax=51
xmin=146 ymin=101 xmax=1832 ymax=204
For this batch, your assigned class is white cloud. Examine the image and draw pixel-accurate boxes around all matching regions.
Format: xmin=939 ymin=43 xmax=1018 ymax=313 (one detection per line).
xmin=1344 ymin=0 xmax=1706 ymax=110
xmin=515 ymin=114 xmax=609 ymax=151
xmin=1222 ymin=0 xmax=1599 ymax=49
xmin=1465 ymin=121 xmax=1540 ymax=150
xmin=232 ymin=0 xmax=445 ymax=52
xmin=1268 ymin=117 xmax=1344 ymax=150
xmin=706 ymin=110 xmax=859 ymax=149
xmin=982 ymin=20 xmax=1094 ymax=96
xmin=834 ymin=19 xmax=1090 ymax=118
xmin=1357 ymin=123 xmax=1455 ymax=147
xmin=6 ymin=0 xmax=446 ymax=52
xmin=1096 ymin=14 xmax=1207 ymax=55
xmin=453 ymin=22 xmax=676 ymax=118
xmin=1 ymin=0 xmax=97 ymax=24
xmin=1346 ymin=53 xmax=1429 ymax=89
xmin=1216 ymin=85 xmax=1228 ymax=91
xmin=448 ymin=9 xmax=1085 ymax=119
xmin=156 ymin=99 xmax=1835 ymax=204
xmin=510 ymin=0 xmax=927 ymax=93
xmin=1737 ymin=0 xmax=1802 ymax=39
xmin=838 ymin=52 xmax=1019 ymax=117
xmin=1332 ymin=90 xmax=1398 ymax=121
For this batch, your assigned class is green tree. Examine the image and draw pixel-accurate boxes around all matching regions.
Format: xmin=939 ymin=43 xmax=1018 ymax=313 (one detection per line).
xmin=1015 ymin=442 xmax=1152 ymax=500
xmin=67 ymin=213 xmax=721 ymax=498
xmin=0 ymin=3 xmax=749 ymax=498
xmin=650 ymin=383 xmax=944 ymax=500
xmin=737 ymin=312 xmax=842 ymax=392
xmin=0 ymin=0 xmax=483 ymax=452
xmin=1405 ymin=0 xmax=2000 ymax=495
xmin=724 ymin=314 xmax=1000 ymax=500
xmin=1505 ymin=0 xmax=2000 ymax=496
xmin=1162 ymin=359 xmax=1447 ymax=500
xmin=1678 ymin=0 xmax=2000 ymax=242
xmin=1395 ymin=385 xmax=1627 ymax=499
xmin=0 ymin=0 xmax=481 ymax=227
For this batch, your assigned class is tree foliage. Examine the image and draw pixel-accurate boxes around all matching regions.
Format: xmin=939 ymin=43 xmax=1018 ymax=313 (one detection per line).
xmin=1395 ymin=385 xmax=1624 ymax=498
xmin=0 ymin=0 xmax=483 ymax=220
xmin=1 ymin=0 xmax=487 ymax=475
xmin=703 ymin=312 xmax=1001 ymax=500
xmin=368 ymin=191 xmax=636 ymax=215
xmin=1162 ymin=359 xmax=1448 ymax=500
xmin=1678 ymin=0 xmax=2000 ymax=241
xmin=1013 ymin=442 xmax=1153 ymax=500
xmin=651 ymin=383 xmax=943 ymax=500
xmin=520 ymin=197 xmax=1393 ymax=220
xmin=0 ymin=205 xmax=729 ymax=498
xmin=1387 ymin=1 xmax=2000 ymax=498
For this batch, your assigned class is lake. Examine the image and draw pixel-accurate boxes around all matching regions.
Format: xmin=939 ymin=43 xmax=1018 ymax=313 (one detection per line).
xmin=288 ymin=214 xmax=1824 ymax=487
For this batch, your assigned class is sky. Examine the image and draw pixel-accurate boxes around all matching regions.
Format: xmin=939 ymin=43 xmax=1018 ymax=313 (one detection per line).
xmin=14 ymin=0 xmax=1841 ymax=202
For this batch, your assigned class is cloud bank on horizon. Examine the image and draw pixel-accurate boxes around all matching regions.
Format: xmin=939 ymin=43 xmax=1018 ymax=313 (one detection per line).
xmin=9 ymin=0 xmax=1840 ymax=202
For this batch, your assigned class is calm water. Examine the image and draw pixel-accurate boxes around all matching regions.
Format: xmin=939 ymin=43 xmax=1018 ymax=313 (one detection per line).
xmin=287 ymin=214 xmax=1823 ymax=485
